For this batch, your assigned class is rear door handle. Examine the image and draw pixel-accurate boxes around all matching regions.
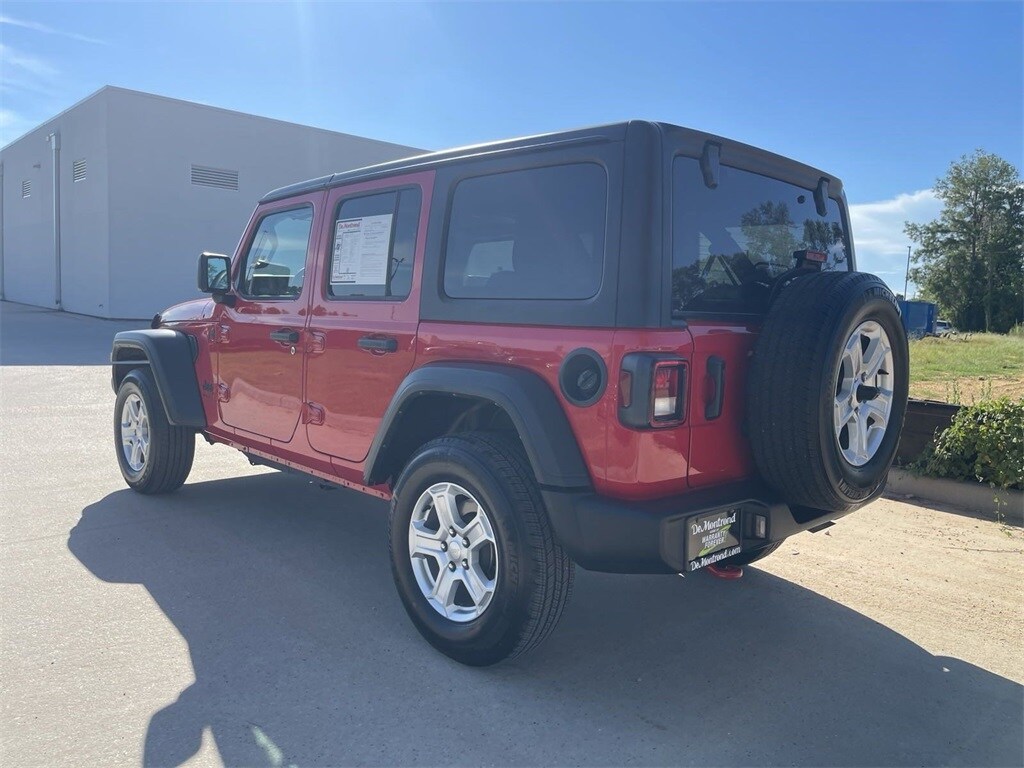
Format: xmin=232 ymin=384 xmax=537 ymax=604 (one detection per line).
xmin=705 ymin=356 xmax=726 ymax=420
xmin=357 ymin=335 xmax=398 ymax=353
xmin=270 ymin=329 xmax=300 ymax=344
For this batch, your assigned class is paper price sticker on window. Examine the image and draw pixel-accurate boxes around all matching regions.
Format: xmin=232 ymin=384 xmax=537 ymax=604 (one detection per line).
xmin=331 ymin=214 xmax=394 ymax=285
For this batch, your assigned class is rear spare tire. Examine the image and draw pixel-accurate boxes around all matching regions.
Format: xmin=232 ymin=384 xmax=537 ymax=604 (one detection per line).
xmin=747 ymin=271 xmax=909 ymax=512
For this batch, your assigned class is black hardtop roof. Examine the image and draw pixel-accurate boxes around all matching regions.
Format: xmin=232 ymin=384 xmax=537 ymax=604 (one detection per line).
xmin=260 ymin=120 xmax=842 ymax=204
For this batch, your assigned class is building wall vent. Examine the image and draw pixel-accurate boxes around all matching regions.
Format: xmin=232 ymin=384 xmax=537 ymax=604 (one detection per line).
xmin=73 ymin=158 xmax=87 ymax=183
xmin=21 ymin=180 xmax=31 ymax=198
xmin=190 ymin=164 xmax=239 ymax=191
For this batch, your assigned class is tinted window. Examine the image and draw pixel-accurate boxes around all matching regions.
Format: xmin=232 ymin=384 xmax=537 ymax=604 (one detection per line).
xmin=239 ymin=207 xmax=313 ymax=298
xmin=672 ymin=157 xmax=850 ymax=316
xmin=444 ymin=163 xmax=607 ymax=300
xmin=328 ymin=187 xmax=421 ymax=299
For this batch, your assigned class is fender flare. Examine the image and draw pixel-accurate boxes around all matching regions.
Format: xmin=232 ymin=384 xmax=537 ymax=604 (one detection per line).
xmin=111 ymin=330 xmax=206 ymax=428
xmin=364 ymin=363 xmax=591 ymax=490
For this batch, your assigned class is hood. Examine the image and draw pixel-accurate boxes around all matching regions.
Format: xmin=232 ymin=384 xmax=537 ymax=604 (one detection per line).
xmin=158 ymin=298 xmax=215 ymax=325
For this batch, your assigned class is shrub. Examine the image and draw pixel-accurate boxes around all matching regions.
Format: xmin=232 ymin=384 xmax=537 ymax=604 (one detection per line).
xmin=915 ymin=398 xmax=1024 ymax=489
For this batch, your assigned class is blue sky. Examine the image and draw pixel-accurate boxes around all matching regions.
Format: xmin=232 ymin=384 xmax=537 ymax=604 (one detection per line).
xmin=1 ymin=1 xmax=1021 ymax=290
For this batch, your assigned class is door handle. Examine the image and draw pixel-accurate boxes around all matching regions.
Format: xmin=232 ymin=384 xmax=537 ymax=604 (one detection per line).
xmin=270 ymin=329 xmax=301 ymax=344
xmin=357 ymin=335 xmax=398 ymax=353
xmin=705 ymin=356 xmax=726 ymax=420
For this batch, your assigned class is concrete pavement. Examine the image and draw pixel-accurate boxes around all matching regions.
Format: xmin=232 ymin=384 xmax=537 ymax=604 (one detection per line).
xmin=1 ymin=300 xmax=1022 ymax=767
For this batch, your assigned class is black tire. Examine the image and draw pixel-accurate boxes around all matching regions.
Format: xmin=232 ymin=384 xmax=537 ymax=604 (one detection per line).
xmin=388 ymin=431 xmax=574 ymax=666
xmin=747 ymin=271 xmax=909 ymax=512
xmin=114 ymin=368 xmax=195 ymax=494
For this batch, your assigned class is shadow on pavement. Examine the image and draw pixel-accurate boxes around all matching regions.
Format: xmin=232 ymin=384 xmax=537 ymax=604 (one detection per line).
xmin=69 ymin=473 xmax=1024 ymax=767
xmin=0 ymin=301 xmax=147 ymax=365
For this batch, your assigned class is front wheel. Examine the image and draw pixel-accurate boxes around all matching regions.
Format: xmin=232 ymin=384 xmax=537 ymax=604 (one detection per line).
xmin=114 ymin=368 xmax=195 ymax=494
xmin=388 ymin=432 xmax=574 ymax=666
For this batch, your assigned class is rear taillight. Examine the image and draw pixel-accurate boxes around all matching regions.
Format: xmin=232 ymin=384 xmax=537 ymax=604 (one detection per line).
xmin=652 ymin=362 xmax=684 ymax=423
xmin=618 ymin=353 xmax=687 ymax=429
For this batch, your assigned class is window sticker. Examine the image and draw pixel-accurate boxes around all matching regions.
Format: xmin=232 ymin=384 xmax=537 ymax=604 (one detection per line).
xmin=331 ymin=214 xmax=393 ymax=285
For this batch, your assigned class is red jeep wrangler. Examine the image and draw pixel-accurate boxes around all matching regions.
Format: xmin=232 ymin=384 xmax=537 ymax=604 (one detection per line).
xmin=111 ymin=122 xmax=908 ymax=665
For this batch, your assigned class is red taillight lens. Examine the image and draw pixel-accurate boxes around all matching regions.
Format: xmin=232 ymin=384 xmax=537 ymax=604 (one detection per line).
xmin=652 ymin=363 xmax=683 ymax=422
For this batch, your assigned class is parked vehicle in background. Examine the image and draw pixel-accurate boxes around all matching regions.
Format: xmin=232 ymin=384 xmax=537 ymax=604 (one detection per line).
xmin=110 ymin=121 xmax=909 ymax=665
xmin=935 ymin=319 xmax=957 ymax=335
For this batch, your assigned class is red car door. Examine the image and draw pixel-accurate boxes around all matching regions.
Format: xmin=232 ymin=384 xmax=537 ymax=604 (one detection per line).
xmin=215 ymin=192 xmax=324 ymax=443
xmin=304 ymin=172 xmax=433 ymax=463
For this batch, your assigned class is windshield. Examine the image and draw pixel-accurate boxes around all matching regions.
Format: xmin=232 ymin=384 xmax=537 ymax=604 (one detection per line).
xmin=671 ymin=157 xmax=850 ymax=317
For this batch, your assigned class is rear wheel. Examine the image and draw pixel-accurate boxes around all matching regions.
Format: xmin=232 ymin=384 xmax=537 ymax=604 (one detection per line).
xmin=388 ymin=432 xmax=573 ymax=666
xmin=114 ymin=368 xmax=195 ymax=494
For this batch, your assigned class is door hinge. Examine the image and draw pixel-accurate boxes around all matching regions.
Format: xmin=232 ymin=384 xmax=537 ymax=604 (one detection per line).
xmin=302 ymin=402 xmax=325 ymax=426
xmin=217 ymin=383 xmax=230 ymax=403
xmin=306 ymin=331 xmax=327 ymax=355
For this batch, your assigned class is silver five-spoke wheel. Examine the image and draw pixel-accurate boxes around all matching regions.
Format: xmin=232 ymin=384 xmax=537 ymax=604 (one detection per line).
xmin=120 ymin=393 xmax=150 ymax=473
xmin=408 ymin=482 xmax=498 ymax=622
xmin=834 ymin=320 xmax=894 ymax=467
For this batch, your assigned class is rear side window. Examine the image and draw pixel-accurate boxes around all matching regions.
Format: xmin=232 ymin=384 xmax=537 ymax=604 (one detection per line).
xmin=328 ymin=187 xmax=421 ymax=300
xmin=444 ymin=163 xmax=607 ymax=300
xmin=239 ymin=206 xmax=313 ymax=298
xmin=672 ymin=157 xmax=850 ymax=316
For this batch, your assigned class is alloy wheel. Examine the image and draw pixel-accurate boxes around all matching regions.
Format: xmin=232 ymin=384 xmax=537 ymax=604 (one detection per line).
xmin=833 ymin=320 xmax=895 ymax=467
xmin=408 ymin=482 xmax=499 ymax=622
xmin=120 ymin=393 xmax=150 ymax=472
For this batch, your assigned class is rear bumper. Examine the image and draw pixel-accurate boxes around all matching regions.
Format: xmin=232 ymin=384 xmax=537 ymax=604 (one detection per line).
xmin=541 ymin=481 xmax=856 ymax=574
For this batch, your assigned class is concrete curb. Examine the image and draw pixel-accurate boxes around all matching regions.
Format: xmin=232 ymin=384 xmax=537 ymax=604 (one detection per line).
xmin=886 ymin=468 xmax=1023 ymax=523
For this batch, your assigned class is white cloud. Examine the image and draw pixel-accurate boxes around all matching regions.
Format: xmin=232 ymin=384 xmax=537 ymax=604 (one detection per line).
xmin=0 ymin=43 xmax=61 ymax=144
xmin=0 ymin=108 xmax=36 ymax=140
xmin=0 ymin=107 xmax=42 ymax=146
xmin=0 ymin=15 xmax=105 ymax=45
xmin=849 ymin=189 xmax=943 ymax=296
xmin=0 ymin=42 xmax=61 ymax=102
xmin=0 ymin=43 xmax=57 ymax=81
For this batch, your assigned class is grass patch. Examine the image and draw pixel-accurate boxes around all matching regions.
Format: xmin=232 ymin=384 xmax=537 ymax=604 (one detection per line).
xmin=909 ymin=333 xmax=1024 ymax=403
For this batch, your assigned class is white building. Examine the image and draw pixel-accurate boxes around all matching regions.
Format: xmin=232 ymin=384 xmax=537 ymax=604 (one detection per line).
xmin=0 ymin=86 xmax=421 ymax=318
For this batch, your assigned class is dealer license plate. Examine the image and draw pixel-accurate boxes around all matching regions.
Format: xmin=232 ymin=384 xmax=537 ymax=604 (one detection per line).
xmin=686 ymin=508 xmax=742 ymax=572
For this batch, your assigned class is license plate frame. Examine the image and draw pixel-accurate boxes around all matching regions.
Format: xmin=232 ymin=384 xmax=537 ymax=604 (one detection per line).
xmin=686 ymin=507 xmax=742 ymax=572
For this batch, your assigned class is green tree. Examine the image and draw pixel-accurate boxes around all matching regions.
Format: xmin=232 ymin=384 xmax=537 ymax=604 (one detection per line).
xmin=802 ymin=219 xmax=847 ymax=264
xmin=905 ymin=151 xmax=1023 ymax=333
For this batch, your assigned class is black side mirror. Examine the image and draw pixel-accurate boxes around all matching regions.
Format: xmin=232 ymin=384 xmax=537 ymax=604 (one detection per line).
xmin=198 ymin=252 xmax=231 ymax=295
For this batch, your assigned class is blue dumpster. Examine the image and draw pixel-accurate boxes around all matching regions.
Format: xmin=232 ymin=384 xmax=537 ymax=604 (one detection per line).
xmin=897 ymin=299 xmax=937 ymax=338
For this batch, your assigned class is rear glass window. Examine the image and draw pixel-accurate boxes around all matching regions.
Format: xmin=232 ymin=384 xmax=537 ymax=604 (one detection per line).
xmin=444 ymin=163 xmax=607 ymax=300
xmin=672 ymin=157 xmax=850 ymax=316
xmin=328 ymin=187 xmax=421 ymax=300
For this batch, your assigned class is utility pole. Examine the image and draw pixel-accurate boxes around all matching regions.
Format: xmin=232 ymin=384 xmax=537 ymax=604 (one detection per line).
xmin=903 ymin=245 xmax=911 ymax=299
